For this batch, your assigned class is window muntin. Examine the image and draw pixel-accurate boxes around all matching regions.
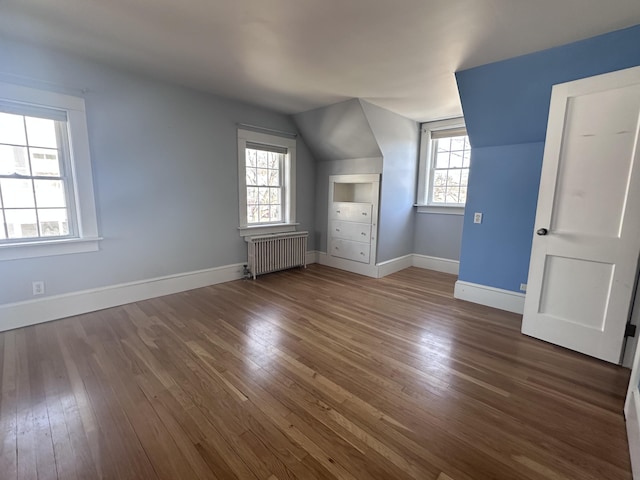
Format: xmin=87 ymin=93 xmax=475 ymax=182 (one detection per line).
xmin=0 ymin=110 xmax=75 ymax=242
xmin=245 ymin=144 xmax=285 ymax=225
xmin=429 ymin=133 xmax=471 ymax=206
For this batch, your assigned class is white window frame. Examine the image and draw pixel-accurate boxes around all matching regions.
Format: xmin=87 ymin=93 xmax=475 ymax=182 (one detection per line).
xmin=237 ymin=128 xmax=297 ymax=237
xmin=416 ymin=117 xmax=467 ymax=215
xmin=0 ymin=82 xmax=100 ymax=260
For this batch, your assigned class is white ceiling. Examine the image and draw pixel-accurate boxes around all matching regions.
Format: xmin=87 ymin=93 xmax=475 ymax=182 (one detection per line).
xmin=1 ymin=0 xmax=640 ymax=122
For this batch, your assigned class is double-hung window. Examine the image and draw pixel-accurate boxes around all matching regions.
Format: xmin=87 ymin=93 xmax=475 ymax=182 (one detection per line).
xmin=0 ymin=82 xmax=99 ymax=260
xmin=416 ymin=118 xmax=470 ymax=214
xmin=237 ymin=128 xmax=296 ymax=236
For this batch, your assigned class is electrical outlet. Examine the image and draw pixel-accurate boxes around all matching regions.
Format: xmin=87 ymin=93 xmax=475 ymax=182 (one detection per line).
xmin=32 ymin=281 xmax=45 ymax=296
xmin=473 ymin=212 xmax=483 ymax=224
xmin=520 ymin=283 xmax=527 ymax=292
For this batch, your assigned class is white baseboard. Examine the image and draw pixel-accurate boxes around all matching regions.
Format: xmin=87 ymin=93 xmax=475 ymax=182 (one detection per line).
xmin=627 ymin=388 xmax=640 ymax=480
xmin=377 ymin=254 xmax=413 ymax=277
xmin=317 ymin=251 xmax=379 ymax=278
xmin=412 ymin=254 xmax=460 ymax=275
xmin=0 ymin=263 xmax=246 ymax=332
xmin=306 ymin=250 xmax=319 ymax=265
xmin=454 ymin=280 xmax=525 ymax=314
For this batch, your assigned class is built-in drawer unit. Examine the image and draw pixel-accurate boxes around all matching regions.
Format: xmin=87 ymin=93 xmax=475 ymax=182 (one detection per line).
xmin=329 ymin=202 xmax=373 ymax=223
xmin=330 ymin=220 xmax=371 ymax=243
xmin=330 ymin=238 xmax=371 ymax=264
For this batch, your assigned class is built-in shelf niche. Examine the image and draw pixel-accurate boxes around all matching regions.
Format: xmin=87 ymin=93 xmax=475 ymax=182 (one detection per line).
xmin=321 ymin=173 xmax=380 ymax=278
xmin=333 ymin=182 xmax=375 ymax=204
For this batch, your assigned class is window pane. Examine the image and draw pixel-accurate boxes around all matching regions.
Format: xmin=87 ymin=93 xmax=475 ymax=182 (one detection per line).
xmin=247 ymin=205 xmax=259 ymax=224
xmin=461 ymin=169 xmax=469 ymax=187
xmin=464 ymin=137 xmax=471 ymax=150
xmin=463 ymin=150 xmax=471 ymax=168
xmin=267 ymin=152 xmax=280 ymax=169
xmin=257 ymin=150 xmax=268 ymax=168
xmin=459 ymin=187 xmax=467 ymax=204
xmin=0 ymin=145 xmax=30 ymax=175
xmin=0 ymin=214 xmax=5 ymax=239
xmin=432 ymin=186 xmax=445 ymax=203
xmin=269 ymin=188 xmax=280 ymax=205
xmin=25 ymin=117 xmax=58 ymax=148
xmin=38 ymin=208 xmax=69 ymax=237
xmin=34 ymin=180 xmax=67 ymax=208
xmin=450 ymin=136 xmax=465 ymax=151
xmin=247 ymin=187 xmax=258 ymax=205
xmin=447 ymin=169 xmax=462 ymax=187
xmin=0 ymin=112 xmax=26 ymax=145
xmin=5 ymin=209 xmax=38 ymax=239
xmin=270 ymin=205 xmax=281 ymax=222
xmin=449 ymin=151 xmax=464 ymax=168
xmin=257 ymin=168 xmax=268 ymax=186
xmin=433 ymin=170 xmax=448 ymax=187
xmin=268 ymin=169 xmax=280 ymax=187
xmin=435 ymin=150 xmax=449 ymax=169
xmin=1 ymin=179 xmax=35 ymax=208
xmin=446 ymin=187 xmax=460 ymax=204
xmin=246 ymin=167 xmax=257 ymax=186
xmin=258 ymin=187 xmax=269 ymax=204
xmin=31 ymin=148 xmax=61 ymax=177
xmin=259 ymin=205 xmax=270 ymax=222
xmin=246 ymin=148 xmax=257 ymax=167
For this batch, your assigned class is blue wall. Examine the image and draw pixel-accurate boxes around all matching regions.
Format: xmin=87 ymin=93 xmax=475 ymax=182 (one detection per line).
xmin=456 ymin=24 xmax=640 ymax=293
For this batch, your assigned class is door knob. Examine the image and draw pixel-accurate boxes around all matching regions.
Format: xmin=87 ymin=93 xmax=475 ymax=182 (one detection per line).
xmin=536 ymin=228 xmax=548 ymax=236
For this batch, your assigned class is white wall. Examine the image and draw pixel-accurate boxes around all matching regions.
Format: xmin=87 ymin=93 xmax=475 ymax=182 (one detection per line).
xmin=0 ymin=38 xmax=317 ymax=306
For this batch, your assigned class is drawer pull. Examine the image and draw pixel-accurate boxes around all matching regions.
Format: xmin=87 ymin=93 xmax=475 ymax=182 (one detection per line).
xmin=361 ymin=232 xmax=366 ymax=236
xmin=360 ymin=252 xmax=365 ymax=255
xmin=362 ymin=212 xmax=367 ymax=216
xmin=336 ymin=228 xmax=340 ymax=232
xmin=336 ymin=210 xmax=341 ymax=214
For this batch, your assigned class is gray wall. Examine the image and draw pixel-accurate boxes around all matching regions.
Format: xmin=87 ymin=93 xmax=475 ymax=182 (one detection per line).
xmin=0 ymin=38 xmax=316 ymax=305
xmin=414 ymin=213 xmax=464 ymax=260
xmin=360 ymin=101 xmax=418 ymax=263
xmin=293 ymin=99 xmax=382 ymax=162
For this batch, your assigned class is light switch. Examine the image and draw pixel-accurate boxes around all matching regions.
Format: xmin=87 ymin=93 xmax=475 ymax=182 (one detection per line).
xmin=473 ymin=212 xmax=483 ymax=224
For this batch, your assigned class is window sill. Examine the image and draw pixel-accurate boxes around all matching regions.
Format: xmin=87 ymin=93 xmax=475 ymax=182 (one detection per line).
xmin=0 ymin=237 xmax=101 ymax=261
xmin=238 ymin=223 xmax=299 ymax=237
xmin=415 ymin=205 xmax=465 ymax=216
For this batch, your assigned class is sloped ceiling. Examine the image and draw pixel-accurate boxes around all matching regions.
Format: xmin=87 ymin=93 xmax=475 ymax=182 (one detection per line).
xmin=1 ymin=0 xmax=640 ymax=121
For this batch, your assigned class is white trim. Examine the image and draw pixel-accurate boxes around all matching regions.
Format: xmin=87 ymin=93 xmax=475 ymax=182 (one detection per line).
xmin=627 ymin=388 xmax=640 ymax=480
xmin=238 ymin=223 xmax=299 ymax=237
xmin=237 ymin=128 xmax=296 ymax=231
xmin=377 ymin=254 xmax=413 ymax=277
xmin=0 ymin=263 xmax=246 ymax=332
xmin=416 ymin=117 xmax=466 ymax=206
xmin=413 ymin=254 xmax=460 ymax=275
xmin=415 ymin=205 xmax=464 ymax=216
xmin=454 ymin=280 xmax=525 ymax=314
xmin=317 ymin=252 xmax=460 ymax=278
xmin=0 ymin=81 xmax=99 ymax=259
xmin=0 ymin=236 xmax=101 ymax=261
xmin=317 ymin=251 xmax=380 ymax=278
xmin=306 ymin=250 xmax=319 ymax=265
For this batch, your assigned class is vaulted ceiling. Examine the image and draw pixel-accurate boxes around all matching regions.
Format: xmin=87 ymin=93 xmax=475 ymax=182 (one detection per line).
xmin=1 ymin=0 xmax=640 ymax=122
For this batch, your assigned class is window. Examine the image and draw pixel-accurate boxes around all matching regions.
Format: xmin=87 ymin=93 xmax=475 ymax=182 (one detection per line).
xmin=416 ymin=118 xmax=470 ymax=215
xmin=0 ymin=82 xmax=99 ymax=260
xmin=237 ymin=128 xmax=296 ymax=236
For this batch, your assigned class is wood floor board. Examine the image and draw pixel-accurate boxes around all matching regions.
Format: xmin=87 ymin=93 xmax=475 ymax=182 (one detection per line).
xmin=0 ymin=265 xmax=632 ymax=479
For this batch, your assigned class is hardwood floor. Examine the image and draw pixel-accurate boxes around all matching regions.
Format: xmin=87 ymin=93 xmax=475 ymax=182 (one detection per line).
xmin=0 ymin=265 xmax=632 ymax=479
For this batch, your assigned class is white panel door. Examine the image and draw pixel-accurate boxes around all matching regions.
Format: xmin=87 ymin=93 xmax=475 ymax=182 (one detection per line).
xmin=522 ymin=66 xmax=640 ymax=364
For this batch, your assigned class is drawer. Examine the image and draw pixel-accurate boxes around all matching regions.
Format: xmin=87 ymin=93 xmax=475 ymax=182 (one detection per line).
xmin=330 ymin=202 xmax=373 ymax=223
xmin=330 ymin=238 xmax=371 ymax=264
xmin=330 ymin=220 xmax=371 ymax=242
